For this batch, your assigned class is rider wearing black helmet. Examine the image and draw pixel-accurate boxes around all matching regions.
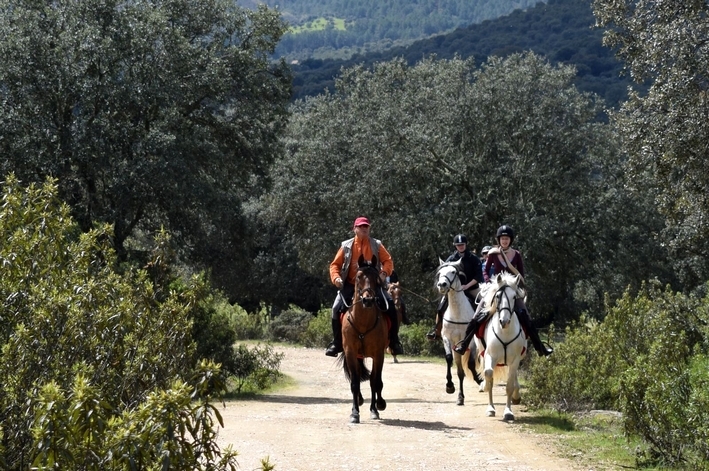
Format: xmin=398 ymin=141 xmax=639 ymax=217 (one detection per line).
xmin=454 ymin=225 xmax=553 ymax=356
xmin=426 ymin=234 xmax=483 ymax=340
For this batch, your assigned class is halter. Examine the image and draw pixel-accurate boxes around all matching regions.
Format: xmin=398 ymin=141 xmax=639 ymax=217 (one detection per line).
xmin=490 ymin=286 xmax=522 ymax=365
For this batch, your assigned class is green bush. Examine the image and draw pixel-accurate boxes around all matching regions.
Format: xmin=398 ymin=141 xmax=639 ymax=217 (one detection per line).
xmin=526 ymin=282 xmax=709 ymax=468
xmin=230 ymin=305 xmax=268 ymax=340
xmin=0 ymin=176 xmax=238 ymax=469
xmin=226 ymin=343 xmax=284 ymax=393
xmin=269 ymin=307 xmax=313 ymax=342
xmin=399 ymin=322 xmax=445 ymax=357
xmin=301 ymin=308 xmax=333 ymax=348
xmin=525 ymin=318 xmax=620 ymax=411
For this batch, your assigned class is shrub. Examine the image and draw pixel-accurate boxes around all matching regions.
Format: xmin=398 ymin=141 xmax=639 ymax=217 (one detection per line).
xmin=399 ymin=322 xmax=445 ymax=357
xmin=526 ymin=282 xmax=709 ymax=468
xmin=0 ymin=176 xmax=238 ymax=469
xmin=301 ymin=308 xmax=333 ymax=348
xmin=226 ymin=343 xmax=284 ymax=393
xmin=269 ymin=307 xmax=313 ymax=342
xmin=525 ymin=318 xmax=620 ymax=411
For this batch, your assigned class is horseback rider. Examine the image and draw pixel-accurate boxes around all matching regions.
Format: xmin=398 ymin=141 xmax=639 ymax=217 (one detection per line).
xmin=454 ymin=225 xmax=553 ymax=356
xmin=426 ymin=234 xmax=483 ymax=340
xmin=325 ymin=216 xmax=404 ymax=357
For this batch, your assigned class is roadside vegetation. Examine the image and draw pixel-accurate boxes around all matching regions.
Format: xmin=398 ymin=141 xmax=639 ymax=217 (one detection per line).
xmin=2 ymin=0 xmax=708 ymax=469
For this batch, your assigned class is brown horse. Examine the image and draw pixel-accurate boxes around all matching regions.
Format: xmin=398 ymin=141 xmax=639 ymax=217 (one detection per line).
xmin=386 ymin=281 xmax=405 ymax=363
xmin=339 ymin=254 xmax=388 ymax=423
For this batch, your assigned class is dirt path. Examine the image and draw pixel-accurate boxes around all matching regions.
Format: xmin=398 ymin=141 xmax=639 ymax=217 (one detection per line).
xmin=217 ymin=346 xmax=580 ymax=471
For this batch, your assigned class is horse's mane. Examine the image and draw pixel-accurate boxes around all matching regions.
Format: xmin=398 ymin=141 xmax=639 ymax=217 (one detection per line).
xmin=479 ymin=272 xmax=522 ymax=313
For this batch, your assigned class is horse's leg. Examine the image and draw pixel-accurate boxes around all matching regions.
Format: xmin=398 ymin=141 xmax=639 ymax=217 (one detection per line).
xmin=345 ymin=354 xmax=361 ymax=424
xmin=445 ymin=353 xmax=455 ymax=394
xmin=370 ymin=353 xmax=386 ymax=419
xmin=392 ymin=353 xmax=398 ymax=364
xmin=483 ymin=353 xmax=496 ymax=417
xmin=455 ymin=353 xmax=465 ymax=406
xmin=503 ymin=364 xmax=520 ymax=421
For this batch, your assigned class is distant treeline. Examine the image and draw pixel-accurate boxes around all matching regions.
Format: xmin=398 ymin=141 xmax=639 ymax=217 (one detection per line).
xmin=291 ymin=0 xmax=636 ymax=109
xmin=244 ymin=0 xmax=541 ymax=58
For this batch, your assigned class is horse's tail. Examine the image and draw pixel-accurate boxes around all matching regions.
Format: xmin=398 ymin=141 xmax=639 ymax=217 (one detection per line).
xmin=339 ymin=355 xmax=371 ymax=383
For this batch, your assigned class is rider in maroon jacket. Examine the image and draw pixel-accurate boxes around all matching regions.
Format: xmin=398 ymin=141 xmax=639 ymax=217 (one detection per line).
xmin=454 ymin=225 xmax=553 ymax=357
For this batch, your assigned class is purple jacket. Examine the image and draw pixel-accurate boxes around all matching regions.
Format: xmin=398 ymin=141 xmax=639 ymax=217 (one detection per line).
xmin=483 ymin=248 xmax=524 ymax=282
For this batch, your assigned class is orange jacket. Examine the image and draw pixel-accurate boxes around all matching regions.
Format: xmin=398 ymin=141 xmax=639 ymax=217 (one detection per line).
xmin=329 ymin=235 xmax=393 ymax=285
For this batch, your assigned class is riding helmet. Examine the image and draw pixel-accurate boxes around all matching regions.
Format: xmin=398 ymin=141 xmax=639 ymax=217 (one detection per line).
xmin=481 ymin=245 xmax=492 ymax=255
xmin=496 ymin=225 xmax=515 ymax=242
xmin=453 ymin=234 xmax=467 ymax=245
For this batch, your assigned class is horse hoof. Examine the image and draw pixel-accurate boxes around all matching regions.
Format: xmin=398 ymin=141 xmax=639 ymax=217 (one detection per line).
xmin=350 ymin=415 xmax=360 ymax=424
xmin=504 ymin=413 xmax=515 ymax=421
xmin=446 ymin=384 xmax=455 ymax=394
xmin=456 ymin=398 xmax=464 ymax=406
xmin=370 ymin=410 xmax=380 ymax=420
xmin=376 ymin=398 xmax=387 ymax=411
xmin=486 ymin=407 xmax=496 ymax=417
xmin=393 ymin=357 xmax=399 ymax=364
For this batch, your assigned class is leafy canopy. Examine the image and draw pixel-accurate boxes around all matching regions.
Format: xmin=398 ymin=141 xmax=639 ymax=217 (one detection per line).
xmin=0 ymin=0 xmax=291 ymax=299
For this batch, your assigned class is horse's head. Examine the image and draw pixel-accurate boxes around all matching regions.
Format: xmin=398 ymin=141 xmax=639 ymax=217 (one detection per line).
xmin=491 ymin=272 xmax=523 ymax=328
xmin=435 ymin=259 xmax=464 ymax=295
xmin=355 ymin=254 xmax=380 ymax=308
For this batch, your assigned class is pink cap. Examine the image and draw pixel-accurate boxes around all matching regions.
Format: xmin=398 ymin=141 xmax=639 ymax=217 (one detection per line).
xmin=353 ymin=216 xmax=371 ymax=228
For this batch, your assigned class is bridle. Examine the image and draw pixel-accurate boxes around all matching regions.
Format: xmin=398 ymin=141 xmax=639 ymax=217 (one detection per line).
xmin=345 ymin=264 xmax=389 ymax=345
xmin=490 ymin=286 xmax=522 ymax=365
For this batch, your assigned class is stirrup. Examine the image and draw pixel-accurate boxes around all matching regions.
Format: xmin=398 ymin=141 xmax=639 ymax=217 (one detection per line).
xmin=540 ymin=341 xmax=553 ymax=356
xmin=453 ymin=340 xmax=468 ymax=355
xmin=425 ymin=326 xmax=439 ymax=340
xmin=325 ymin=342 xmax=342 ymax=357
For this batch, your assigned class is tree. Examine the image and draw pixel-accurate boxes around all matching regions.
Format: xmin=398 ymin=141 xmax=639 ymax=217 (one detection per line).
xmin=260 ymin=53 xmax=655 ymax=323
xmin=0 ymin=176 xmax=237 ymax=469
xmin=592 ymin=0 xmax=709 ymax=289
xmin=0 ymin=0 xmax=291 ymax=299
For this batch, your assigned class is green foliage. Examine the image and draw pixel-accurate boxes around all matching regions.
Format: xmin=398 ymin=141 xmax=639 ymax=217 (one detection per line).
xmin=592 ymin=0 xmax=709 ymax=290
xmin=226 ymin=344 xmax=284 ymax=393
xmin=0 ymin=0 xmax=292 ymax=304
xmin=263 ymin=52 xmax=652 ymax=326
xmin=527 ymin=283 xmax=709 ymax=467
xmin=399 ymin=323 xmax=445 ymax=357
xmin=0 ymin=176 xmax=239 ymax=469
xmin=301 ymin=308 xmax=333 ymax=348
xmin=29 ymin=363 xmax=240 ymax=470
xmin=268 ymin=307 xmax=313 ymax=342
xmin=525 ymin=318 xmax=620 ymax=411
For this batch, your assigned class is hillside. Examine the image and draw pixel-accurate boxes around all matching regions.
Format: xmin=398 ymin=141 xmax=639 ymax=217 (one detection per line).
xmin=242 ymin=0 xmax=542 ymax=60
xmin=290 ymin=0 xmax=635 ymax=108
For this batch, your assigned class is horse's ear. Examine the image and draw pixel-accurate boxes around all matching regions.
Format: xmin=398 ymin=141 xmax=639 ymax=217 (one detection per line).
xmin=495 ymin=273 xmax=503 ymax=286
xmin=371 ymin=255 xmax=378 ymax=267
xmin=438 ymin=257 xmax=445 ymax=266
xmin=358 ymin=254 xmax=365 ymax=267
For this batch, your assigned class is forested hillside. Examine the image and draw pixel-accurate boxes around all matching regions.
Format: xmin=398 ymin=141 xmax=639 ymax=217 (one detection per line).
xmin=291 ymin=0 xmax=633 ymax=108
xmin=241 ymin=0 xmax=541 ymax=59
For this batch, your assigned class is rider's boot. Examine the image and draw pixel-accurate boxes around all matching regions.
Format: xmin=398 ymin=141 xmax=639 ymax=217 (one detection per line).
xmin=453 ymin=316 xmax=480 ymax=355
xmin=425 ymin=313 xmax=443 ymax=340
xmin=325 ymin=317 xmax=343 ymax=357
xmin=426 ymin=297 xmax=447 ymax=340
xmin=517 ymin=309 xmax=553 ymax=356
xmin=387 ymin=307 xmax=404 ymax=355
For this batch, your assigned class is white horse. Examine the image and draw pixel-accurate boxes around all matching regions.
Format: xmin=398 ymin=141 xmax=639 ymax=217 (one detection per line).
xmin=473 ymin=272 xmax=527 ymax=420
xmin=435 ymin=259 xmax=478 ymax=406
